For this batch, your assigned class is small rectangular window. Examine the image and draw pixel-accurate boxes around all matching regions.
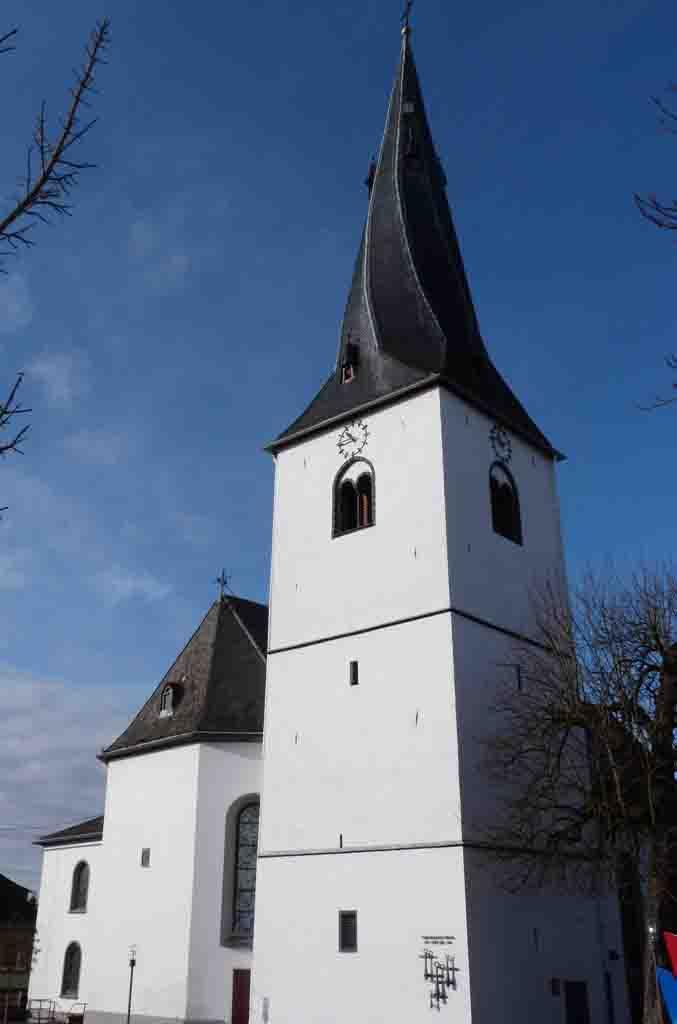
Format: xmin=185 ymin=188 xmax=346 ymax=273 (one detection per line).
xmin=339 ymin=910 xmax=358 ymax=952
xmin=349 ymin=661 xmax=359 ymax=687
xmin=140 ymin=847 xmax=150 ymax=867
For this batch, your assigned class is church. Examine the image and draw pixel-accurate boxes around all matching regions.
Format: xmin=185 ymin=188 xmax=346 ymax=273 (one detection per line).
xmin=29 ymin=18 xmax=632 ymax=1024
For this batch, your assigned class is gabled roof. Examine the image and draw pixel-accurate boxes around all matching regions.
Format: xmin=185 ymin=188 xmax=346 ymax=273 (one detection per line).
xmin=271 ymin=30 xmax=560 ymax=459
xmin=35 ymin=816 xmax=104 ymax=849
xmin=100 ymin=596 xmax=268 ymax=762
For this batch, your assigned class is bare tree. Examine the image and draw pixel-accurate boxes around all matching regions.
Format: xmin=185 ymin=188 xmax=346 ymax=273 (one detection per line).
xmin=0 ymin=19 xmax=110 ymax=508
xmin=479 ymin=567 xmax=677 ymax=1024
xmin=635 ymin=84 xmax=677 ymax=410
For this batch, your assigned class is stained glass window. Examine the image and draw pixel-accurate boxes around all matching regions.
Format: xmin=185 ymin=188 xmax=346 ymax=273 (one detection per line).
xmin=232 ymin=803 xmax=259 ymax=942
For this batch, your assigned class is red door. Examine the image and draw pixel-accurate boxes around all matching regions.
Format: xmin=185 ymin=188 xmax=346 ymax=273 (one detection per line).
xmin=231 ymin=969 xmax=251 ymax=1024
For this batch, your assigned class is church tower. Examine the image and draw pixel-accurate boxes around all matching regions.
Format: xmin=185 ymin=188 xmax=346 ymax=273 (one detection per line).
xmin=251 ymin=22 xmax=629 ymax=1024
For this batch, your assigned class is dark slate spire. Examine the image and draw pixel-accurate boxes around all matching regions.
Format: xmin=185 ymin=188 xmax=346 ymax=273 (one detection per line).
xmin=271 ymin=29 xmax=558 ymax=458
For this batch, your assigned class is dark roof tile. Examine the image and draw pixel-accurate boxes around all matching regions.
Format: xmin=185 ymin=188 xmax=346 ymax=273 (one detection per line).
xmin=100 ymin=596 xmax=267 ymax=762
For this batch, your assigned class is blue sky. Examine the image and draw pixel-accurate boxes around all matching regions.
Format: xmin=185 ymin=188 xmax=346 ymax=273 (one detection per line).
xmin=1 ymin=0 xmax=675 ymax=889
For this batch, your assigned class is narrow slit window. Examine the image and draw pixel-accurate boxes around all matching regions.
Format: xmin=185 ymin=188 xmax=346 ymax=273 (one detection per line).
xmin=141 ymin=848 xmax=151 ymax=868
xmin=349 ymin=661 xmax=359 ymax=687
xmin=339 ymin=910 xmax=358 ymax=952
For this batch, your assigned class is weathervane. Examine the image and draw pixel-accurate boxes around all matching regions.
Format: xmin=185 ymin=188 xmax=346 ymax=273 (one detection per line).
xmin=215 ymin=569 xmax=231 ymax=600
xmin=401 ymin=0 xmax=414 ymax=33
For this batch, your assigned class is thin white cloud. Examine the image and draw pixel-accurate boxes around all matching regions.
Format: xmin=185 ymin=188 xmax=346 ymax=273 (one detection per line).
xmin=28 ymin=351 xmax=87 ymax=409
xmin=64 ymin=429 xmax=129 ymax=466
xmin=94 ymin=566 xmax=172 ymax=606
xmin=0 ymin=664 xmax=133 ymax=890
xmin=0 ymin=273 xmax=33 ymax=335
xmin=0 ymin=550 xmax=33 ymax=591
xmin=129 ymin=214 xmax=190 ymax=293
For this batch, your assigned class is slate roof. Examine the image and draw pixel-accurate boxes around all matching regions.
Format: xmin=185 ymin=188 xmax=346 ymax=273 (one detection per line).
xmin=271 ymin=30 xmax=560 ymax=459
xmin=100 ymin=596 xmax=267 ymax=762
xmin=35 ymin=816 xmax=104 ymax=848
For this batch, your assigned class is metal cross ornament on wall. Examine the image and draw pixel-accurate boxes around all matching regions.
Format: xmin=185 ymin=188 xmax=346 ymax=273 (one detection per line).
xmin=419 ymin=937 xmax=460 ymax=1011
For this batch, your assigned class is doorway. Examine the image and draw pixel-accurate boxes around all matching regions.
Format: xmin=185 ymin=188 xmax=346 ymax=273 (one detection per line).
xmin=231 ymin=969 xmax=251 ymax=1024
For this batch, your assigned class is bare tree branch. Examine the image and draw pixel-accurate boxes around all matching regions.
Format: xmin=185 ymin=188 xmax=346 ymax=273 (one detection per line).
xmin=0 ymin=19 xmax=110 ymax=269
xmin=0 ymin=373 xmax=31 ymax=459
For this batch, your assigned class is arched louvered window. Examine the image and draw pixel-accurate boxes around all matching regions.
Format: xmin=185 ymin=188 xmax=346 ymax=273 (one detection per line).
xmin=69 ymin=862 xmax=89 ymax=913
xmin=489 ymin=462 xmax=522 ymax=545
xmin=61 ymin=942 xmax=81 ymax=998
xmin=339 ymin=480 xmax=358 ymax=533
xmin=231 ymin=803 xmax=259 ymax=943
xmin=356 ymin=473 xmax=374 ymax=528
xmin=333 ymin=459 xmax=376 ymax=537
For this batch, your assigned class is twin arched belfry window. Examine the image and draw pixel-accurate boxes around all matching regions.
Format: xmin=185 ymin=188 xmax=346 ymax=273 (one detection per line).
xmin=69 ymin=861 xmax=89 ymax=913
xmin=61 ymin=942 xmax=81 ymax=998
xmin=333 ymin=459 xmax=375 ymax=537
xmin=489 ymin=462 xmax=522 ymax=545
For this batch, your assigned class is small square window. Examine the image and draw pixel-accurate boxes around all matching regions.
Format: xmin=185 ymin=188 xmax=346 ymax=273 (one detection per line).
xmin=349 ymin=661 xmax=359 ymax=687
xmin=140 ymin=848 xmax=151 ymax=868
xmin=339 ymin=910 xmax=358 ymax=952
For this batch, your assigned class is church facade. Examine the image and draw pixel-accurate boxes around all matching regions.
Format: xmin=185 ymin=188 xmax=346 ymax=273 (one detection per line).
xmin=30 ymin=23 xmax=631 ymax=1024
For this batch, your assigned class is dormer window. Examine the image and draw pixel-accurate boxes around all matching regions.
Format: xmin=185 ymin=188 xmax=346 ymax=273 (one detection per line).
xmin=159 ymin=685 xmax=174 ymax=718
xmin=341 ymin=342 xmax=359 ymax=384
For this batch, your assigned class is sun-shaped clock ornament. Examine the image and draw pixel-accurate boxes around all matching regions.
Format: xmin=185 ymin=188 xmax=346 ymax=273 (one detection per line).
xmin=490 ymin=424 xmax=512 ymax=464
xmin=337 ymin=418 xmax=369 ymax=460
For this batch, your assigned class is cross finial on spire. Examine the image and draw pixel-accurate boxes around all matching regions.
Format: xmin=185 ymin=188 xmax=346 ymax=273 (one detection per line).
xmin=215 ymin=569 xmax=230 ymax=600
xmin=401 ymin=0 xmax=414 ymax=35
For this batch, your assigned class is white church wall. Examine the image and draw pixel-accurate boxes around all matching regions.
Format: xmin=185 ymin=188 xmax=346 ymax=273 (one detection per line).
xmin=440 ymin=390 xmax=566 ymax=638
xmin=250 ymin=846 xmax=473 ymax=1024
xmin=186 ymin=741 xmax=262 ymax=1024
xmin=29 ymin=842 xmax=102 ymax=1013
xmin=83 ymin=744 xmax=200 ymax=1023
xmin=268 ymin=387 xmax=450 ymax=650
xmin=259 ymin=611 xmax=460 ymax=855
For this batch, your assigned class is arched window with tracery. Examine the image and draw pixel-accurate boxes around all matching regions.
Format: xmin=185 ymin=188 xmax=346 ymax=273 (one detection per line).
xmin=333 ymin=459 xmax=375 ymax=537
xmin=69 ymin=862 xmax=89 ymax=913
xmin=489 ymin=462 xmax=522 ymax=545
xmin=231 ymin=803 xmax=259 ymax=943
xmin=61 ymin=942 xmax=81 ymax=998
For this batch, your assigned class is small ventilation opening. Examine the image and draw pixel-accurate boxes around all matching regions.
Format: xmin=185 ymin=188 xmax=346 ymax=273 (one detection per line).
xmin=339 ymin=910 xmax=358 ymax=952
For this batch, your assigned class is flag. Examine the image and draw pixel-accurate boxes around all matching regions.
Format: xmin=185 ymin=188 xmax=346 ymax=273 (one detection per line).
xmin=665 ymin=933 xmax=677 ymax=977
xmin=657 ymin=967 xmax=677 ymax=1022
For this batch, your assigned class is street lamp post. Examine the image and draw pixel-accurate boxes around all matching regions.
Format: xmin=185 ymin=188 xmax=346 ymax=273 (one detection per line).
xmin=126 ymin=947 xmax=137 ymax=1024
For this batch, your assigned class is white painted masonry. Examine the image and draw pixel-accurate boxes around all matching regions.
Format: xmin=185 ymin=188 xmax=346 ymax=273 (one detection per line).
xmin=251 ymin=383 xmax=632 ymax=1024
xmin=30 ymin=742 xmax=262 ymax=1024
